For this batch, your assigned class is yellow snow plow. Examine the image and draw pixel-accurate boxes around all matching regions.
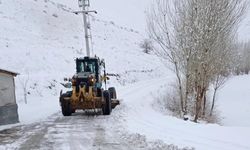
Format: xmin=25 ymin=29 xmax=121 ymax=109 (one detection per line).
xmin=60 ymin=56 xmax=120 ymax=116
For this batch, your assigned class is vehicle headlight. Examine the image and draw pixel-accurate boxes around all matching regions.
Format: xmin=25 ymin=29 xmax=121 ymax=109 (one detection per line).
xmin=88 ymin=76 xmax=95 ymax=86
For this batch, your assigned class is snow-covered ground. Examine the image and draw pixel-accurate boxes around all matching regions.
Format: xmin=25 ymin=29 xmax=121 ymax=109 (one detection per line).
xmin=115 ymin=77 xmax=250 ymax=150
xmin=0 ymin=0 xmax=165 ymax=123
xmin=218 ymin=75 xmax=250 ymax=127
xmin=1 ymin=0 xmax=250 ymax=150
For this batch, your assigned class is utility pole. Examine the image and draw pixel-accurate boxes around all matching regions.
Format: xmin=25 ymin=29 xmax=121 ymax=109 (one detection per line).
xmin=82 ymin=0 xmax=90 ymax=57
xmin=74 ymin=0 xmax=97 ymax=57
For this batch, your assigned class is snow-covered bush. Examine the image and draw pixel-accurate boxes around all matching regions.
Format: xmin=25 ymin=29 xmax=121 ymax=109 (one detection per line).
xmin=140 ymin=39 xmax=153 ymax=54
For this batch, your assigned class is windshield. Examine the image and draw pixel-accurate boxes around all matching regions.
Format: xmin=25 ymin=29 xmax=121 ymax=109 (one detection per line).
xmin=76 ymin=58 xmax=101 ymax=81
xmin=80 ymin=62 xmax=95 ymax=73
xmin=77 ymin=61 xmax=96 ymax=73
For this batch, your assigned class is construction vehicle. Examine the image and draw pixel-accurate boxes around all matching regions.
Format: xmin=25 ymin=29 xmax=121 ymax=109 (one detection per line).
xmin=59 ymin=56 xmax=120 ymax=116
xmin=59 ymin=0 xmax=119 ymax=116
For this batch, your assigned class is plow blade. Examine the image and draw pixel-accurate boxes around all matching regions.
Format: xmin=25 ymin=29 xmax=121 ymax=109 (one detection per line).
xmin=111 ymin=99 xmax=120 ymax=109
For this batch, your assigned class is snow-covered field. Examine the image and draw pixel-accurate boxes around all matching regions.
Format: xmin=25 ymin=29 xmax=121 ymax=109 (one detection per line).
xmin=0 ymin=0 xmax=250 ymax=150
xmin=218 ymin=75 xmax=250 ymax=127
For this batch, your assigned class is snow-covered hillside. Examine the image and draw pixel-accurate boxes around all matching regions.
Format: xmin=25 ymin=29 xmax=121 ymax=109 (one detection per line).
xmin=0 ymin=0 xmax=165 ymax=123
xmin=0 ymin=0 xmax=250 ymax=150
xmin=51 ymin=0 xmax=152 ymax=34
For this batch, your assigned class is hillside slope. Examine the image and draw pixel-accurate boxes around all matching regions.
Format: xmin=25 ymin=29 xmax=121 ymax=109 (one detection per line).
xmin=0 ymin=0 xmax=250 ymax=150
xmin=0 ymin=0 xmax=166 ymax=123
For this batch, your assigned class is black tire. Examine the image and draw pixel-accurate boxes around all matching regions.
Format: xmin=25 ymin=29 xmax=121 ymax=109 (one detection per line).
xmin=59 ymin=92 xmax=72 ymax=103
xmin=60 ymin=94 xmax=72 ymax=116
xmin=108 ymin=87 xmax=117 ymax=99
xmin=102 ymin=90 xmax=112 ymax=115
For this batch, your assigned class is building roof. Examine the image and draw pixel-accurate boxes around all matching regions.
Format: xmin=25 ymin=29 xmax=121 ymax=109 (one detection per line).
xmin=0 ymin=68 xmax=19 ymax=77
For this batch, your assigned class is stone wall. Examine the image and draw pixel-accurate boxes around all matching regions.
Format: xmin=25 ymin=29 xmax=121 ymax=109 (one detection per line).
xmin=0 ymin=73 xmax=15 ymax=107
xmin=0 ymin=104 xmax=19 ymax=125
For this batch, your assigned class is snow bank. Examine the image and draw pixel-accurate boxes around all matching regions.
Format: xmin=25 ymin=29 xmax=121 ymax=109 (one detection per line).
xmin=114 ymin=78 xmax=250 ymax=150
xmin=218 ymin=75 xmax=250 ymax=126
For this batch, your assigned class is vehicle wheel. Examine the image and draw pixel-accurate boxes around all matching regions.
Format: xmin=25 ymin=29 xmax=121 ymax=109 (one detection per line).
xmin=59 ymin=92 xmax=72 ymax=103
xmin=108 ymin=87 xmax=117 ymax=99
xmin=102 ymin=90 xmax=111 ymax=115
xmin=60 ymin=95 xmax=72 ymax=116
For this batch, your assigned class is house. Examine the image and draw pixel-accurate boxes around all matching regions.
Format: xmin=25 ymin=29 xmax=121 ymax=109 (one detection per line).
xmin=0 ymin=68 xmax=19 ymax=126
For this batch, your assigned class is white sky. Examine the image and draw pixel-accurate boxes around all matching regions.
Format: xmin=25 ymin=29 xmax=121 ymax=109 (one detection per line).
xmin=64 ymin=0 xmax=250 ymax=41
xmin=91 ymin=0 xmax=250 ymax=42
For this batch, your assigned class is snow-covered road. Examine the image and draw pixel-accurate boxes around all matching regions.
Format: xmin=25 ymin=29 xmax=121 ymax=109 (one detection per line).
xmin=0 ymin=78 xmax=186 ymax=150
xmin=1 ymin=78 xmax=250 ymax=150
xmin=0 ymin=112 xmax=173 ymax=150
xmin=1 ymin=112 xmax=138 ymax=150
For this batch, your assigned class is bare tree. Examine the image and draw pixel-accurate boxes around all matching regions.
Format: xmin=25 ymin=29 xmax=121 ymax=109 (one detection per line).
xmin=233 ymin=41 xmax=250 ymax=75
xmin=242 ymin=42 xmax=250 ymax=74
xmin=209 ymin=35 xmax=235 ymax=116
xmin=148 ymin=0 xmax=247 ymax=122
xmin=19 ymin=73 xmax=30 ymax=104
xmin=140 ymin=39 xmax=153 ymax=54
xmin=147 ymin=0 xmax=186 ymax=116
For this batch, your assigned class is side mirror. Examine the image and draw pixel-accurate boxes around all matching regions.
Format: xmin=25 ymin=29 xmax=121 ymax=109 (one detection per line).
xmin=106 ymin=76 xmax=110 ymax=80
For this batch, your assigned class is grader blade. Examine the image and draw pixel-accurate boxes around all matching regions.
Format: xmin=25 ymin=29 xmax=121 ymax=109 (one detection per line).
xmin=111 ymin=99 xmax=120 ymax=109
